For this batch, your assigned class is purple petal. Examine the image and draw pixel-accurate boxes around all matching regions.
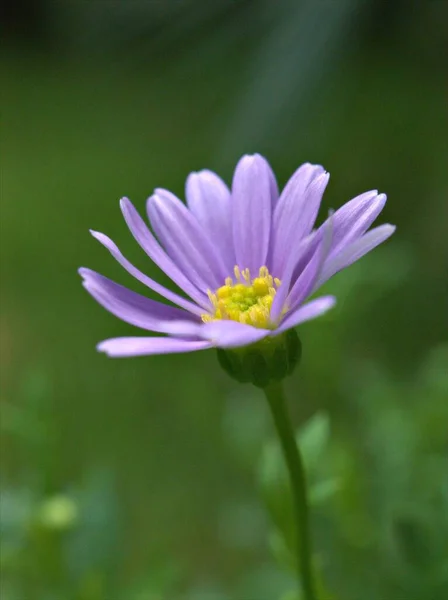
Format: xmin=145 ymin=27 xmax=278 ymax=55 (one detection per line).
xmin=120 ymin=198 xmax=209 ymax=308
xmin=266 ymin=160 xmax=280 ymax=207
xmin=80 ymin=268 xmax=200 ymax=333
xmin=275 ymin=296 xmax=336 ymax=334
xmin=271 ymin=163 xmax=327 ymax=275
xmin=289 ymin=191 xmax=386 ymax=286
xmin=232 ymin=154 xmax=273 ymax=273
xmin=90 ymin=230 xmax=203 ymax=316
xmin=185 ymin=169 xmax=234 ymax=270
xmin=97 ymin=336 xmax=212 ymax=357
xmin=287 ymin=231 xmax=319 ymax=290
xmin=286 ymin=245 xmax=322 ymax=312
xmin=286 ymin=212 xmax=334 ymax=311
xmin=147 ymin=189 xmax=228 ymax=290
xmin=325 ymin=191 xmax=387 ymax=256
xmin=160 ymin=319 xmax=271 ymax=348
xmin=269 ymin=257 xmax=296 ymax=323
xmin=316 ymin=224 xmax=396 ymax=288
xmin=155 ymin=320 xmax=205 ymax=337
xmin=201 ymin=320 xmax=270 ymax=348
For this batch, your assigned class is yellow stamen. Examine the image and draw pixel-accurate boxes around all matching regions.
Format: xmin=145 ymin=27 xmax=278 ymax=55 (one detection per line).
xmin=202 ymin=265 xmax=285 ymax=329
xmin=241 ymin=268 xmax=251 ymax=283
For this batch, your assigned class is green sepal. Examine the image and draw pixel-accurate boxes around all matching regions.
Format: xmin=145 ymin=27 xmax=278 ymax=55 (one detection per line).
xmin=216 ymin=329 xmax=302 ymax=388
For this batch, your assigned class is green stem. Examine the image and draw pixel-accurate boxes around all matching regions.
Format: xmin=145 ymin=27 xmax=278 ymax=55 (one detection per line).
xmin=264 ymin=382 xmax=316 ymax=600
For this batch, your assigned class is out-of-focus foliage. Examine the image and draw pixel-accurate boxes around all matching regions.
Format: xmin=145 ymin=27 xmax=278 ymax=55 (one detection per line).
xmin=1 ymin=0 xmax=447 ymax=598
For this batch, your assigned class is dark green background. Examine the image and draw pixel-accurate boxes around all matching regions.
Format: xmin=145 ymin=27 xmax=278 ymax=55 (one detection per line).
xmin=1 ymin=1 xmax=447 ymax=598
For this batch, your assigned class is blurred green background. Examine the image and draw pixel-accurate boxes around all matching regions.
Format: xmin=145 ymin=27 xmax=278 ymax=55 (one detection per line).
xmin=1 ymin=1 xmax=447 ymax=599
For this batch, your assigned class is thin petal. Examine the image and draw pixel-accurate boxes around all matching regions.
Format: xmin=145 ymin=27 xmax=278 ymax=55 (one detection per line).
xmin=270 ymin=256 xmax=296 ymax=323
xmin=288 ymin=231 xmax=318 ymax=291
xmin=232 ymin=154 xmax=273 ymax=272
xmin=271 ymin=230 xmax=321 ymax=323
xmin=269 ymin=170 xmax=279 ymax=206
xmin=148 ymin=189 xmax=228 ymax=290
xmin=185 ymin=170 xmax=234 ymax=270
xmin=287 ymin=212 xmax=334 ymax=311
xmin=289 ymin=192 xmax=386 ymax=285
xmin=90 ymin=230 xmax=203 ymax=316
xmin=271 ymin=163 xmax=327 ymax=275
xmin=163 ymin=319 xmax=271 ymax=348
xmin=275 ymin=296 xmax=336 ymax=334
xmin=265 ymin=159 xmax=280 ymax=207
xmin=325 ymin=191 xmax=387 ymax=255
xmin=97 ymin=337 xmax=211 ymax=357
xmin=200 ymin=320 xmax=270 ymax=348
xmin=120 ymin=198 xmax=209 ymax=308
xmin=80 ymin=268 xmax=199 ymax=333
xmin=316 ymin=224 xmax=396 ymax=288
xmin=286 ymin=245 xmax=322 ymax=312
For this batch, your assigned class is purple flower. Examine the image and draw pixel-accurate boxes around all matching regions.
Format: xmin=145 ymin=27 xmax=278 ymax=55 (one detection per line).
xmin=79 ymin=155 xmax=395 ymax=357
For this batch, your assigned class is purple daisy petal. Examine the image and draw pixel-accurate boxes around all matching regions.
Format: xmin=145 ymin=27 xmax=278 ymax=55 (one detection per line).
xmin=185 ymin=169 xmax=234 ymax=270
xmin=286 ymin=212 xmax=334 ymax=311
xmin=148 ymin=189 xmax=228 ymax=290
xmin=232 ymin=154 xmax=273 ymax=273
xmin=90 ymin=230 xmax=203 ymax=316
xmin=287 ymin=231 xmax=319 ymax=291
xmin=289 ymin=191 xmax=387 ymax=286
xmin=269 ymin=256 xmax=296 ymax=324
xmin=159 ymin=319 xmax=271 ymax=348
xmin=275 ymin=296 xmax=336 ymax=334
xmin=316 ymin=223 xmax=396 ymax=288
xmin=201 ymin=320 xmax=271 ymax=348
xmin=286 ymin=245 xmax=322 ymax=313
xmin=266 ymin=160 xmax=280 ymax=207
xmin=325 ymin=191 xmax=387 ymax=256
xmin=80 ymin=268 xmax=200 ymax=334
xmin=97 ymin=337 xmax=212 ymax=357
xmin=120 ymin=198 xmax=209 ymax=308
xmin=271 ymin=163 xmax=327 ymax=275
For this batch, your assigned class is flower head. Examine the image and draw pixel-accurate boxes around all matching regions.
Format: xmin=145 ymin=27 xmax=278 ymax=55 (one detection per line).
xmin=80 ymin=154 xmax=395 ymax=357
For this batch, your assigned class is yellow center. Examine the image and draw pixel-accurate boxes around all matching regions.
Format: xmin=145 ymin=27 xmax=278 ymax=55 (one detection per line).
xmin=202 ymin=266 xmax=282 ymax=329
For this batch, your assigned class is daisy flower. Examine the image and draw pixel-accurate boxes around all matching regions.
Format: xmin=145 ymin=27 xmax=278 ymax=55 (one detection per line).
xmin=79 ymin=154 xmax=395 ymax=357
